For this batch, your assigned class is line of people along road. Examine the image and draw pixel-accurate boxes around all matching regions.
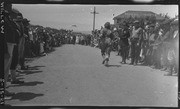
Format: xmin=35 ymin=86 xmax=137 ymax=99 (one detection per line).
xmin=98 ymin=18 xmax=178 ymax=77
xmin=4 ymin=3 xmax=92 ymax=100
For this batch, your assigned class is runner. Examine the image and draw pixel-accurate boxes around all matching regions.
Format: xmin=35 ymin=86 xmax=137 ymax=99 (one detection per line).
xmin=99 ymin=22 xmax=114 ymax=66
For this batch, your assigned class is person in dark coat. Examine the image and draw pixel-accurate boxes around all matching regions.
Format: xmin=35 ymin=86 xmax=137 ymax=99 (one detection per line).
xmin=129 ymin=20 xmax=143 ymax=65
xmin=120 ymin=23 xmax=130 ymax=64
xmin=18 ymin=18 xmax=30 ymax=70
xmin=73 ymin=35 xmax=76 ymax=44
xmin=10 ymin=13 xmax=25 ymax=84
xmin=170 ymin=20 xmax=179 ymax=76
xmin=119 ymin=22 xmax=130 ymax=64
xmin=4 ymin=3 xmax=20 ymax=98
xmin=164 ymin=20 xmax=179 ymax=76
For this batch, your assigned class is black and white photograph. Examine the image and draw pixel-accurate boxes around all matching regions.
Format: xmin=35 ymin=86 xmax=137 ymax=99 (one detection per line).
xmin=2 ymin=0 xmax=179 ymax=107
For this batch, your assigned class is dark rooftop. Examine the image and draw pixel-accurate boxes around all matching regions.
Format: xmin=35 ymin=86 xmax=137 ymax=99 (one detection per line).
xmin=113 ymin=10 xmax=164 ymax=20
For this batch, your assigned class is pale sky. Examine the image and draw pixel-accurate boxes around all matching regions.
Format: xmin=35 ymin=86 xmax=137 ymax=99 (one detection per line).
xmin=12 ymin=4 xmax=178 ymax=33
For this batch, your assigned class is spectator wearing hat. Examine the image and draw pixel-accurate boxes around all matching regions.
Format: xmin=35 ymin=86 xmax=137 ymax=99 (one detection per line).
xmin=26 ymin=26 xmax=35 ymax=57
xmin=17 ymin=18 xmax=29 ymax=68
xmin=20 ymin=18 xmax=30 ymax=68
xmin=164 ymin=20 xmax=179 ymax=76
xmin=171 ymin=20 xmax=179 ymax=76
xmin=127 ymin=25 xmax=133 ymax=59
xmin=143 ymin=24 xmax=156 ymax=66
xmin=119 ymin=22 xmax=130 ymax=64
xmin=156 ymin=16 xmax=178 ymax=71
xmin=4 ymin=3 xmax=19 ymax=98
xmin=140 ymin=24 xmax=150 ymax=65
xmin=159 ymin=21 xmax=171 ymax=71
xmin=9 ymin=11 xmax=25 ymax=84
xmin=129 ymin=20 xmax=143 ymax=65
xmin=150 ymin=24 xmax=162 ymax=69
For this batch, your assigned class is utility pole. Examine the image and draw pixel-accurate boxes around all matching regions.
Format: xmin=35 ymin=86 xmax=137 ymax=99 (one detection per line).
xmin=91 ymin=7 xmax=99 ymax=33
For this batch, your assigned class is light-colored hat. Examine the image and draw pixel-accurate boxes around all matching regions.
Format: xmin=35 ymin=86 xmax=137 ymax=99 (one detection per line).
xmin=133 ymin=20 xmax=139 ymax=23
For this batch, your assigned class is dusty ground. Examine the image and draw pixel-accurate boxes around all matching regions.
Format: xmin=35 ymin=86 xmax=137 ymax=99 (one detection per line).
xmin=6 ymin=44 xmax=178 ymax=107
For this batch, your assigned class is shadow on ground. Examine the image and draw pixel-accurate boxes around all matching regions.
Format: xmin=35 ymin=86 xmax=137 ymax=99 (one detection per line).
xmin=25 ymin=48 xmax=56 ymax=63
xmin=19 ymin=65 xmax=45 ymax=75
xmin=27 ymin=66 xmax=45 ymax=70
xmin=46 ymin=47 xmax=56 ymax=54
xmin=20 ymin=70 xmax=43 ymax=75
xmin=12 ymin=81 xmax=44 ymax=87
xmin=11 ymin=92 xmax=44 ymax=101
xmin=25 ymin=56 xmax=42 ymax=63
xmin=105 ymin=64 xmax=121 ymax=67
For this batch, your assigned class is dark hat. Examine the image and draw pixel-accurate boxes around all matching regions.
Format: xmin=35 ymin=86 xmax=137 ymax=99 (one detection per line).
xmin=23 ymin=18 xmax=30 ymax=22
xmin=149 ymin=24 xmax=155 ymax=28
xmin=104 ymin=22 xmax=111 ymax=29
xmin=170 ymin=20 xmax=178 ymax=26
xmin=104 ymin=22 xmax=110 ymax=26
xmin=122 ymin=22 xmax=129 ymax=28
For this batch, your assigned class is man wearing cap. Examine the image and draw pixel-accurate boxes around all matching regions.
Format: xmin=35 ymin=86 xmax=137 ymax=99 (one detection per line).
xmin=129 ymin=20 xmax=143 ymax=65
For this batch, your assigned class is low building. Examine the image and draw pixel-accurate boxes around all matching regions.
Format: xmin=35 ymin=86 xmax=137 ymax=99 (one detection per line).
xmin=113 ymin=10 xmax=166 ymax=26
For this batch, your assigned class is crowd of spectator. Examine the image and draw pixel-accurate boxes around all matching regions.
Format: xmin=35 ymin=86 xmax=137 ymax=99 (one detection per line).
xmin=4 ymin=3 xmax=93 ymax=100
xmin=24 ymin=25 xmax=93 ymax=57
xmin=95 ymin=16 xmax=179 ymax=76
xmin=4 ymin=2 xmax=178 ymax=101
